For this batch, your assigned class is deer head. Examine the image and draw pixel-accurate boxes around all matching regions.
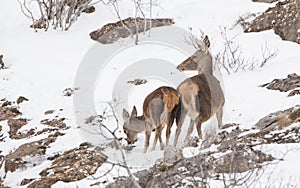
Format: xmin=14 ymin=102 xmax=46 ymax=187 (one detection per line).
xmin=122 ymin=106 xmax=146 ymax=144
xmin=177 ymin=35 xmax=212 ymax=74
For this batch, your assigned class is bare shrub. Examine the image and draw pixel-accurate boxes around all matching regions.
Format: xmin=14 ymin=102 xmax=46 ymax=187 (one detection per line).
xmin=215 ymin=27 xmax=278 ymax=74
xmin=85 ymin=103 xmax=141 ymax=187
xmin=184 ymin=28 xmax=205 ymax=49
xmin=18 ymin=0 xmax=97 ymax=31
xmin=183 ymin=28 xmax=277 ymax=75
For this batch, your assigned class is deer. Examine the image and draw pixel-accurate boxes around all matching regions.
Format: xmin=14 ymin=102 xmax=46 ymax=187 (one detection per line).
xmin=122 ymin=86 xmax=180 ymax=153
xmin=173 ymin=35 xmax=225 ymax=146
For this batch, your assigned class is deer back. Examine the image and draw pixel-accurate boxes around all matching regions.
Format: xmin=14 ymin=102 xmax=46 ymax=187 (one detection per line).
xmin=143 ymin=87 xmax=180 ymax=125
xmin=178 ymin=74 xmax=224 ymax=120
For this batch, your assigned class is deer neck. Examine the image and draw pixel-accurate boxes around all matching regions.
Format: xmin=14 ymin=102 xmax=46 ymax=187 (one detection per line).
xmin=197 ymin=55 xmax=213 ymax=75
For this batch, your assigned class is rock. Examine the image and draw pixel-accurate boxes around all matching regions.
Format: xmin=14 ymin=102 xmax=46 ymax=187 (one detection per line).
xmin=40 ymin=118 xmax=67 ymax=129
xmin=155 ymin=145 xmax=183 ymax=170
xmin=28 ymin=143 xmax=107 ymax=187
xmin=108 ymin=105 xmax=300 ymax=187
xmin=0 ymin=178 xmax=9 ymax=188
xmin=20 ymin=178 xmax=35 ymax=186
xmin=82 ymin=6 xmax=95 ymax=14
xmin=0 ymin=99 xmax=34 ymax=139
xmin=245 ymin=0 xmax=300 ymax=44
xmin=63 ymin=88 xmax=78 ymax=96
xmin=185 ymin=136 xmax=199 ymax=147
xmin=90 ymin=17 xmax=174 ymax=44
xmin=0 ymin=55 xmax=4 ymax=69
xmin=16 ymin=96 xmax=28 ymax=104
xmin=44 ymin=110 xmax=55 ymax=115
xmin=30 ymin=18 xmax=47 ymax=30
xmin=4 ymin=137 xmax=57 ymax=173
xmin=127 ymin=79 xmax=148 ymax=86
xmin=214 ymin=147 xmax=274 ymax=173
xmin=261 ymin=73 xmax=300 ymax=94
xmin=288 ymin=89 xmax=300 ymax=97
xmin=254 ymin=105 xmax=300 ymax=132
xmin=7 ymin=118 xmax=28 ymax=139
xmin=0 ymin=99 xmax=22 ymax=121
xmin=1 ymin=101 xmax=11 ymax=107
xmin=85 ymin=115 xmax=104 ymax=124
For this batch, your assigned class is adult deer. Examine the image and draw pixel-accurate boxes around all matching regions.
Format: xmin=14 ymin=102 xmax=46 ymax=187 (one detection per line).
xmin=123 ymin=86 xmax=180 ymax=153
xmin=174 ymin=35 xmax=225 ymax=146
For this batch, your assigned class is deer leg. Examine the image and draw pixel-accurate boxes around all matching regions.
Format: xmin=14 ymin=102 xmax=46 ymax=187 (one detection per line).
xmin=159 ymin=132 xmax=164 ymax=150
xmin=216 ymin=107 xmax=223 ymax=129
xmin=173 ymin=108 xmax=187 ymax=147
xmin=144 ymin=131 xmax=151 ymax=153
xmin=152 ymin=124 xmax=163 ymax=151
xmin=184 ymin=119 xmax=195 ymax=143
xmin=196 ymin=117 xmax=204 ymax=139
xmin=166 ymin=112 xmax=175 ymax=146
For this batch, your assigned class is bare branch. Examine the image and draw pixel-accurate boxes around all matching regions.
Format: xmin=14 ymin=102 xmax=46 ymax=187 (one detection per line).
xmin=18 ymin=0 xmax=96 ymax=31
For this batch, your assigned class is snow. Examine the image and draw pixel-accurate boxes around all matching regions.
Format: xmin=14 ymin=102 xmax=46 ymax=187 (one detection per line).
xmin=0 ymin=0 xmax=300 ymax=187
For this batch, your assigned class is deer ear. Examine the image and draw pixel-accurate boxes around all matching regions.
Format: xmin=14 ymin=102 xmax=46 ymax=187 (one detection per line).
xmin=131 ymin=106 xmax=137 ymax=117
xmin=123 ymin=109 xmax=130 ymax=123
xmin=203 ymin=35 xmax=210 ymax=49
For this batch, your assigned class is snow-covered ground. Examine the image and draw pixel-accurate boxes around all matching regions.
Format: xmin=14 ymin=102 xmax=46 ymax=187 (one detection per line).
xmin=0 ymin=0 xmax=299 ymax=187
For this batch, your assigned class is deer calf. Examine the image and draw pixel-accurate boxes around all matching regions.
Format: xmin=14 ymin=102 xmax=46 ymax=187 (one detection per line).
xmin=123 ymin=86 xmax=180 ymax=153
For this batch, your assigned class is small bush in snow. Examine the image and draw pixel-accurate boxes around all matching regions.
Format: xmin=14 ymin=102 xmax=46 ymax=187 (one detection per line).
xmin=215 ymin=27 xmax=278 ymax=74
xmin=18 ymin=0 xmax=96 ymax=31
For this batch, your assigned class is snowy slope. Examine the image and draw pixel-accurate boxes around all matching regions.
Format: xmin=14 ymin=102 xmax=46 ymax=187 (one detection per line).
xmin=0 ymin=0 xmax=300 ymax=187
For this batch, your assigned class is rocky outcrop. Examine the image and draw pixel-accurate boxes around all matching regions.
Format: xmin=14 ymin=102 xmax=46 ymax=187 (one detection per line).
xmin=108 ymin=105 xmax=300 ymax=187
xmin=28 ymin=143 xmax=107 ymax=188
xmin=7 ymin=118 xmax=30 ymax=139
xmin=254 ymin=105 xmax=300 ymax=132
xmin=244 ymin=0 xmax=300 ymax=44
xmin=260 ymin=73 xmax=300 ymax=96
xmin=0 ymin=99 xmax=21 ymax=121
xmin=90 ymin=17 xmax=174 ymax=44
xmin=3 ymin=136 xmax=58 ymax=173
xmin=40 ymin=118 xmax=67 ymax=129
xmin=16 ymin=96 xmax=28 ymax=104
xmin=0 ymin=98 xmax=32 ymax=139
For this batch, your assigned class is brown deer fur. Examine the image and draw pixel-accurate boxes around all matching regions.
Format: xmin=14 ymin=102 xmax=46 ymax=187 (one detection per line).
xmin=123 ymin=86 xmax=179 ymax=152
xmin=174 ymin=35 xmax=225 ymax=146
